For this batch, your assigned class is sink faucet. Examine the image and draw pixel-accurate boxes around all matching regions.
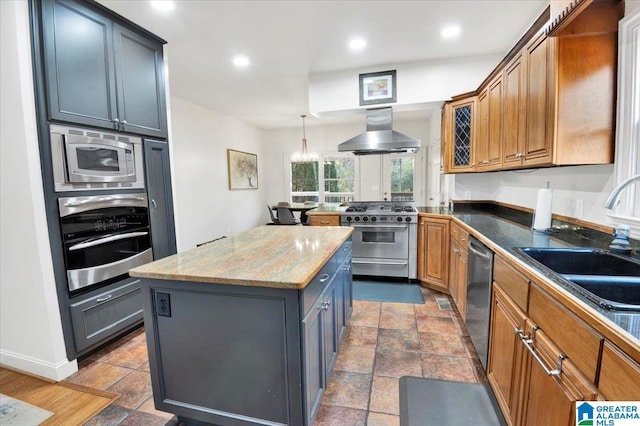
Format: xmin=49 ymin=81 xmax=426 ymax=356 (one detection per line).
xmin=603 ymin=174 xmax=640 ymax=209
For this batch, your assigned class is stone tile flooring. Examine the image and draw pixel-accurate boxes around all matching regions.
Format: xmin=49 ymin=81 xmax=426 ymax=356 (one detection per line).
xmin=63 ymin=285 xmax=483 ymax=425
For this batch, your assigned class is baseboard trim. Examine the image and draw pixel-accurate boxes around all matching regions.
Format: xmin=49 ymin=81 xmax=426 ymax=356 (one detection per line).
xmin=0 ymin=349 xmax=78 ymax=382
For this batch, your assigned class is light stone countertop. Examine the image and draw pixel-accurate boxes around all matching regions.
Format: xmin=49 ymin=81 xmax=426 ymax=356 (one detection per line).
xmin=130 ymin=225 xmax=353 ymax=289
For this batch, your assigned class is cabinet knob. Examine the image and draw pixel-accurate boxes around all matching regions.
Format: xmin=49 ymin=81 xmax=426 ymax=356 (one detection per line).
xmin=113 ymin=118 xmax=120 ymax=123
xmin=122 ymin=120 xmax=128 ymax=125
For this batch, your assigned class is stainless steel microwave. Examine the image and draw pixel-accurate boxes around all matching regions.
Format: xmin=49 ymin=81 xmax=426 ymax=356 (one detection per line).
xmin=50 ymin=124 xmax=144 ymax=192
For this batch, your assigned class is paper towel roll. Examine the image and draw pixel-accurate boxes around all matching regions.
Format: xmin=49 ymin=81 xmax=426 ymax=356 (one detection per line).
xmin=532 ymin=188 xmax=553 ymax=231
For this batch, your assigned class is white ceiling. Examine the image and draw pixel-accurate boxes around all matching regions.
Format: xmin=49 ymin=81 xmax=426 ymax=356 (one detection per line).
xmin=98 ymin=0 xmax=548 ymax=129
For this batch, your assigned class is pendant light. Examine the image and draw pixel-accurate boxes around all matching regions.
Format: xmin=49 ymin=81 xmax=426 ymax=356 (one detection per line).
xmin=291 ymin=114 xmax=318 ymax=162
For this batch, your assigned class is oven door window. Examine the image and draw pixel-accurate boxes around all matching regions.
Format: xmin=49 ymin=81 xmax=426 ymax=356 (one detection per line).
xmin=362 ymin=230 xmax=395 ymax=244
xmin=63 ymin=231 xmax=151 ymax=270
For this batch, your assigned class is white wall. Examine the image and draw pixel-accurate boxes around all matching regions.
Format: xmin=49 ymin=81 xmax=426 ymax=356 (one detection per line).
xmin=308 ymin=54 xmax=502 ymax=115
xmin=453 ymin=165 xmax=615 ymax=226
xmin=260 ymin=114 xmax=432 ymax=206
xmin=0 ymin=0 xmax=76 ymax=380
xmin=169 ymin=97 xmax=268 ymax=251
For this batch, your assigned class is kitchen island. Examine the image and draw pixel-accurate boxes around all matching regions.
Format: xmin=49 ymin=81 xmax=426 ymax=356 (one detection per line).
xmin=130 ymin=226 xmax=353 ymax=426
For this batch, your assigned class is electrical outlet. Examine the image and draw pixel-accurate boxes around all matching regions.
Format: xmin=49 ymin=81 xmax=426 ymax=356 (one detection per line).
xmin=156 ymin=292 xmax=171 ymax=317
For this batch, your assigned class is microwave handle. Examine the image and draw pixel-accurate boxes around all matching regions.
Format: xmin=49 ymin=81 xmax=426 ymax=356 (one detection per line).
xmin=69 ymin=231 xmax=148 ymax=251
xmin=64 ymin=196 xmax=146 ymax=207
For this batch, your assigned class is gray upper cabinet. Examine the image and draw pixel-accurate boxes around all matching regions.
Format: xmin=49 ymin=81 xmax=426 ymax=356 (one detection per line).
xmin=42 ymin=0 xmax=167 ymax=138
xmin=144 ymin=139 xmax=176 ymax=259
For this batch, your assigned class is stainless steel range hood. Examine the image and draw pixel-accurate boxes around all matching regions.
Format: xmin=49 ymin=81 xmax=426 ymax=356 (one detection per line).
xmin=338 ymin=107 xmax=421 ymax=155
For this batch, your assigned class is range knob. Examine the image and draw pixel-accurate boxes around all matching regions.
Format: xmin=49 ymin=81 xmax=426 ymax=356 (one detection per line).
xmin=405 ymin=216 xmax=412 ymax=222
xmin=397 ymin=217 xmax=403 ymax=222
xmin=371 ymin=217 xmax=377 ymax=222
xmin=363 ymin=216 xmax=369 ymax=222
xmin=354 ymin=216 xmax=360 ymax=222
xmin=346 ymin=216 xmax=352 ymax=221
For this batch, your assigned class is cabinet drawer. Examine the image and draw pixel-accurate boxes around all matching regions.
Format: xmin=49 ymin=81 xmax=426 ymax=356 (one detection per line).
xmin=598 ymin=342 xmax=640 ymax=401
xmin=528 ymin=283 xmax=603 ymax=381
xmin=450 ymin=221 xmax=469 ymax=246
xmin=335 ymin=239 xmax=352 ymax=265
xmin=309 ymin=215 xmax=340 ymax=226
xmin=70 ymin=279 xmax=143 ymax=352
xmin=493 ymin=255 xmax=529 ymax=311
xmin=300 ymin=258 xmax=337 ymax=317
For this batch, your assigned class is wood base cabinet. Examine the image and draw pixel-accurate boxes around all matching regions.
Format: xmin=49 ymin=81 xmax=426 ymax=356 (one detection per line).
xmin=487 ymin=284 xmax=526 ymax=425
xmin=417 ymin=217 xmax=449 ymax=292
xmin=448 ymin=222 xmax=469 ymax=319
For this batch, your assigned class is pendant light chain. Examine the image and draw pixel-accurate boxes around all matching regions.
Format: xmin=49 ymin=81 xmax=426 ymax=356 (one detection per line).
xmin=292 ymin=114 xmax=318 ymax=162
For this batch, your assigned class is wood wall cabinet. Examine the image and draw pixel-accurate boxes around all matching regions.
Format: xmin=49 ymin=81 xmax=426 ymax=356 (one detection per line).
xmin=442 ymin=4 xmax=620 ymax=173
xmin=41 ymin=0 xmax=168 ymax=138
xmin=417 ymin=217 xmax=449 ymax=292
xmin=502 ymin=52 xmax=527 ymax=167
xmin=448 ymin=222 xmax=468 ymax=319
xmin=442 ymin=97 xmax=476 ymax=173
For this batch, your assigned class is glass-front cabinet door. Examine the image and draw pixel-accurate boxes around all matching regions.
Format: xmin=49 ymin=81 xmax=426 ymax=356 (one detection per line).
xmin=443 ymin=96 xmax=476 ymax=173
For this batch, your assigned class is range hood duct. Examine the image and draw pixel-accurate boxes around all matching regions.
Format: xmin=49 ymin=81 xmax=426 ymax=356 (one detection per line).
xmin=338 ymin=107 xmax=421 ymax=155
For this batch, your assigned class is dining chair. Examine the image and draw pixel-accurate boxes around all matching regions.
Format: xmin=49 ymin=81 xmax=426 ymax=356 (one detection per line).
xmin=267 ymin=205 xmax=280 ymax=225
xmin=276 ymin=207 xmax=300 ymax=225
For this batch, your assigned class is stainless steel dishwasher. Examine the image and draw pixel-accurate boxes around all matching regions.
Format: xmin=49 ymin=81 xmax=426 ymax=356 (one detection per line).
xmin=466 ymin=235 xmax=494 ymax=370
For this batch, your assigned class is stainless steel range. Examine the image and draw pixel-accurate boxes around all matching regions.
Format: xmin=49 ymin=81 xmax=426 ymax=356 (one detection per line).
xmin=340 ymin=201 xmax=418 ymax=279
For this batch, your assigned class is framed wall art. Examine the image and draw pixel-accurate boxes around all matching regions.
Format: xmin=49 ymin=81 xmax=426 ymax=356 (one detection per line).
xmin=359 ymin=70 xmax=397 ymax=106
xmin=227 ymin=149 xmax=258 ymax=190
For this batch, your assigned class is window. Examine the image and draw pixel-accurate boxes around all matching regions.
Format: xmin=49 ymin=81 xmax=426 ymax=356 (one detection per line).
xmin=389 ymin=157 xmax=414 ymax=201
xmin=323 ymin=155 xmax=355 ymax=203
xmin=289 ymin=153 xmax=356 ymax=203
xmin=609 ymin=9 xmax=640 ymax=238
xmin=290 ymin=161 xmax=318 ymax=203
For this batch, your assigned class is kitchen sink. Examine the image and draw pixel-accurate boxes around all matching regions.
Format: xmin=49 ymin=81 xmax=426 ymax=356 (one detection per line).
xmin=515 ymin=248 xmax=640 ymax=311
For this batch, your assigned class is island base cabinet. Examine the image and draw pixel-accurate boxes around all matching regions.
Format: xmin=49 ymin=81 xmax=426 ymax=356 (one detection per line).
xmin=142 ymin=281 xmax=304 ymax=426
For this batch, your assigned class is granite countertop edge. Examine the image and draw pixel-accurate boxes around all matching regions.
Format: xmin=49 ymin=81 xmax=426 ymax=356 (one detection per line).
xmin=416 ymin=207 xmax=640 ymax=348
xmin=130 ymin=226 xmax=354 ymax=290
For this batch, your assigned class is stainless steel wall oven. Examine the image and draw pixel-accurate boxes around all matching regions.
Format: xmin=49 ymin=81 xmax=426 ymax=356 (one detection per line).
xmin=59 ymin=193 xmax=153 ymax=293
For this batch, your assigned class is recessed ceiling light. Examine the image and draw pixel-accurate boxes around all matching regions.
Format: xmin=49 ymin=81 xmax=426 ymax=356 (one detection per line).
xmin=349 ymin=38 xmax=367 ymax=50
xmin=441 ymin=25 xmax=461 ymax=39
xmin=150 ymin=1 xmax=174 ymax=12
xmin=233 ymin=55 xmax=250 ymax=68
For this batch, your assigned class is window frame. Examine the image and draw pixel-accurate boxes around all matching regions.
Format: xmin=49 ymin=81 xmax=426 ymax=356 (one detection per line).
xmin=286 ymin=151 xmax=358 ymax=203
xmin=608 ymin=9 xmax=640 ymax=238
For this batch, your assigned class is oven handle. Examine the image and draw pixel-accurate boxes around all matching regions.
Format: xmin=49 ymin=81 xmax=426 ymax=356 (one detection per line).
xmin=63 ymin=196 xmax=146 ymax=207
xmin=352 ymin=259 xmax=408 ymax=265
xmin=348 ymin=224 xmax=408 ymax=230
xmin=69 ymin=231 xmax=149 ymax=251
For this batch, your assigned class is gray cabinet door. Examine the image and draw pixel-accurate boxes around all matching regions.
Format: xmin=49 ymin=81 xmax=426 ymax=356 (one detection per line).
xmin=42 ymin=0 xmax=118 ymax=130
xmin=113 ymin=24 xmax=167 ymax=138
xmin=144 ymin=140 xmax=176 ymax=259
xmin=302 ymin=298 xmax=324 ymax=426
xmin=323 ymin=279 xmax=338 ymax=379
xmin=41 ymin=0 xmax=167 ymax=138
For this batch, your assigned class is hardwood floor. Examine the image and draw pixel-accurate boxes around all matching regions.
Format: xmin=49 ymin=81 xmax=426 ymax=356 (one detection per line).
xmin=0 ymin=367 xmax=118 ymax=425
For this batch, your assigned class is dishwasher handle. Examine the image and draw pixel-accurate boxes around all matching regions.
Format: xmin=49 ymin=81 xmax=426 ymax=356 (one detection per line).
xmin=468 ymin=238 xmax=493 ymax=261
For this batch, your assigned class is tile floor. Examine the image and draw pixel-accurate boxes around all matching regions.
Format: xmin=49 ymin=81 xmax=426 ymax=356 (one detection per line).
xmin=64 ymin=285 xmax=483 ymax=425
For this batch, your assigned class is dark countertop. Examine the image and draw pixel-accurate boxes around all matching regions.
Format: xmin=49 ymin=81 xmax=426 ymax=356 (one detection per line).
xmin=417 ymin=205 xmax=640 ymax=342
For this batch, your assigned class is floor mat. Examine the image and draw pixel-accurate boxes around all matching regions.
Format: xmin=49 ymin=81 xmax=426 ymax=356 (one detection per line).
xmin=0 ymin=393 xmax=54 ymax=425
xmin=399 ymin=377 xmax=506 ymax=426
xmin=353 ymin=280 xmax=424 ymax=304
